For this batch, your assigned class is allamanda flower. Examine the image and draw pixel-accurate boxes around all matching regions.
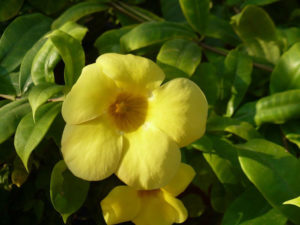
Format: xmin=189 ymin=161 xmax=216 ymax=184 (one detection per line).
xmin=101 ymin=163 xmax=195 ymax=225
xmin=61 ymin=53 xmax=208 ymax=189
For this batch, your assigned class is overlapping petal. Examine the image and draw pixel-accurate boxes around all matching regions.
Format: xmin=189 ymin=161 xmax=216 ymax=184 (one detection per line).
xmin=61 ymin=115 xmax=123 ymax=181
xmin=62 ymin=63 xmax=119 ymax=124
xmin=162 ymin=191 xmax=188 ymax=223
xmin=132 ymin=191 xmax=178 ymax=225
xmin=116 ymin=123 xmax=181 ymax=190
xmin=147 ymin=78 xmax=208 ymax=147
xmin=101 ymin=186 xmax=141 ymax=225
xmin=96 ymin=53 xmax=165 ymax=94
xmin=162 ymin=163 xmax=196 ymax=197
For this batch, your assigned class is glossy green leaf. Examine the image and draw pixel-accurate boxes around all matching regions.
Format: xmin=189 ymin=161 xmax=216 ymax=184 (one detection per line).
xmin=281 ymin=120 xmax=300 ymax=148
xmin=203 ymin=137 xmax=246 ymax=196
xmin=222 ymin=187 xmax=287 ymax=225
xmin=284 ymin=196 xmax=300 ymax=208
xmin=50 ymin=30 xmax=85 ymax=89
xmin=31 ymin=22 xmax=87 ymax=85
xmin=238 ymin=139 xmax=300 ymax=224
xmin=94 ymin=26 xmax=134 ymax=54
xmin=207 ymin=116 xmax=261 ymax=140
xmin=0 ymin=0 xmax=24 ymax=22
xmin=179 ymin=0 xmax=210 ymax=34
xmin=0 ymin=13 xmax=52 ymax=73
xmin=157 ymin=39 xmax=202 ymax=77
xmin=120 ymin=21 xmax=197 ymax=52
xmin=14 ymin=102 xmax=62 ymax=170
xmin=205 ymin=14 xmax=240 ymax=45
xmin=270 ymin=42 xmax=300 ymax=94
xmin=160 ymin=0 xmax=185 ymax=22
xmin=279 ymin=27 xmax=300 ymax=48
xmin=28 ymin=83 xmax=63 ymax=119
xmin=19 ymin=39 xmax=47 ymax=94
xmin=28 ymin=0 xmax=68 ymax=15
xmin=225 ymin=49 xmax=253 ymax=116
xmin=191 ymin=63 xmax=219 ymax=105
xmin=255 ymin=89 xmax=300 ymax=125
xmin=231 ymin=5 xmax=280 ymax=64
xmin=0 ymin=98 xmax=30 ymax=144
xmin=50 ymin=160 xmax=90 ymax=222
xmin=191 ymin=135 xmax=214 ymax=153
xmin=52 ymin=2 xmax=108 ymax=29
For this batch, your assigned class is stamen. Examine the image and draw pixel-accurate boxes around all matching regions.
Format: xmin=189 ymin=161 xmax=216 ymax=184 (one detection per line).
xmin=108 ymin=92 xmax=148 ymax=132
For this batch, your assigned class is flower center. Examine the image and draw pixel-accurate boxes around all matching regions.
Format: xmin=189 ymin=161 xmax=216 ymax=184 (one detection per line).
xmin=108 ymin=92 xmax=148 ymax=132
xmin=138 ymin=189 xmax=160 ymax=197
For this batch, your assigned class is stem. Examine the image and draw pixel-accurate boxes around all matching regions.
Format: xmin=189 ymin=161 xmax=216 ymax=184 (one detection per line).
xmin=48 ymin=96 xmax=64 ymax=102
xmin=110 ymin=2 xmax=146 ymax=23
xmin=111 ymin=1 xmax=274 ymax=73
xmin=198 ymin=42 xmax=273 ymax=72
xmin=0 ymin=94 xmax=16 ymax=101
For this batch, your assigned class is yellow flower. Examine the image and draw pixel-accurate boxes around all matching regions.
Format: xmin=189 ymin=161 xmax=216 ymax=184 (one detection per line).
xmin=61 ymin=53 xmax=208 ymax=189
xmin=101 ymin=163 xmax=195 ymax=225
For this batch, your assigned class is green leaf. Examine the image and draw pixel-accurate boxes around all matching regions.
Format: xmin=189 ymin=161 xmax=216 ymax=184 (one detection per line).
xmin=0 ymin=13 xmax=52 ymax=73
xmin=0 ymin=98 xmax=30 ymax=144
xmin=270 ymin=42 xmax=300 ymax=94
xmin=31 ymin=22 xmax=87 ymax=85
xmin=225 ymin=49 xmax=253 ymax=116
xmin=191 ymin=135 xmax=214 ymax=153
xmin=94 ymin=26 xmax=134 ymax=54
xmin=281 ymin=120 xmax=300 ymax=148
xmin=0 ymin=73 xmax=18 ymax=96
xmin=179 ymin=0 xmax=210 ymax=34
xmin=284 ymin=196 xmax=300 ymax=208
xmin=191 ymin=63 xmax=219 ymax=105
xmin=207 ymin=116 xmax=261 ymax=140
xmin=120 ymin=21 xmax=197 ymax=52
xmin=234 ymin=101 xmax=256 ymax=125
xmin=255 ymin=89 xmax=300 ymax=125
xmin=28 ymin=0 xmax=68 ymax=15
xmin=182 ymin=194 xmax=205 ymax=218
xmin=231 ymin=5 xmax=280 ymax=64
xmin=50 ymin=160 xmax=90 ymax=222
xmin=203 ymin=137 xmax=246 ymax=196
xmin=242 ymin=0 xmax=280 ymax=7
xmin=160 ymin=0 xmax=185 ymax=22
xmin=205 ymin=14 xmax=240 ymax=45
xmin=19 ymin=39 xmax=47 ymax=94
xmin=52 ymin=2 xmax=108 ymax=29
xmin=14 ymin=102 xmax=62 ymax=170
xmin=222 ymin=187 xmax=287 ymax=225
xmin=157 ymin=39 xmax=202 ymax=77
xmin=238 ymin=139 xmax=300 ymax=224
xmin=49 ymin=30 xmax=85 ymax=89
xmin=0 ymin=0 xmax=24 ymax=22
xmin=28 ymin=83 xmax=63 ymax=119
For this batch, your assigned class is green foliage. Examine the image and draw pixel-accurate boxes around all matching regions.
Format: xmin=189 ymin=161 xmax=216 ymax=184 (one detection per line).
xmin=0 ymin=0 xmax=300 ymax=224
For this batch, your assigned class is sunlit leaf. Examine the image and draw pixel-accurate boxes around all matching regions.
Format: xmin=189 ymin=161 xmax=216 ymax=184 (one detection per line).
xmin=52 ymin=2 xmax=108 ymax=29
xmin=157 ymin=39 xmax=202 ymax=77
xmin=0 ymin=98 xmax=30 ymax=144
xmin=49 ymin=30 xmax=85 ymax=89
xmin=120 ymin=21 xmax=196 ymax=52
xmin=238 ymin=139 xmax=300 ymax=224
xmin=14 ymin=102 xmax=62 ymax=170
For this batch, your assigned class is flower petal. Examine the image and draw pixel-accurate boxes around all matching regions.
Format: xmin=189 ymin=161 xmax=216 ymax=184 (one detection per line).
xmin=133 ymin=190 xmax=178 ymax=225
xmin=116 ymin=123 xmax=181 ymax=190
xmin=101 ymin=186 xmax=141 ymax=225
xmin=96 ymin=53 xmax=165 ymax=94
xmin=148 ymin=78 xmax=208 ymax=147
xmin=62 ymin=63 xmax=119 ymax=124
xmin=162 ymin=163 xmax=196 ymax=197
xmin=162 ymin=191 xmax=188 ymax=223
xmin=61 ymin=115 xmax=123 ymax=181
